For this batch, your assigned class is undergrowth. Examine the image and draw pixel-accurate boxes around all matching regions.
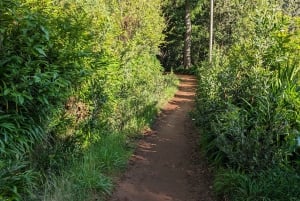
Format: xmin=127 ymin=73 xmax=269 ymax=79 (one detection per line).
xmin=0 ymin=0 xmax=178 ymax=200
xmin=194 ymin=1 xmax=300 ymax=200
xmin=41 ymin=134 xmax=129 ymax=201
xmin=39 ymin=77 xmax=178 ymax=201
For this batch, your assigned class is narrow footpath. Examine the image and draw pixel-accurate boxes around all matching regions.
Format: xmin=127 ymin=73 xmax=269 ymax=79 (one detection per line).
xmin=109 ymin=75 xmax=214 ymax=201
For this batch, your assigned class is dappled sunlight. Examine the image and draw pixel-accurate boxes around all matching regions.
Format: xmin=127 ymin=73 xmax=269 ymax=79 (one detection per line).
xmin=160 ymin=75 xmax=197 ymax=115
xmin=110 ymin=75 xmax=214 ymax=201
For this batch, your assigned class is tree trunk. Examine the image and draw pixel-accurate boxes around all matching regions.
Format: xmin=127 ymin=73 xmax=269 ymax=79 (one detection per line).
xmin=184 ymin=0 xmax=192 ymax=69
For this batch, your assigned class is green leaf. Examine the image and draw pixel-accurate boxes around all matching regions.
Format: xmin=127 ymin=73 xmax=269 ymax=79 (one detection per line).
xmin=40 ymin=25 xmax=49 ymax=41
xmin=18 ymin=95 xmax=24 ymax=105
xmin=3 ymin=89 xmax=10 ymax=96
xmin=0 ymin=122 xmax=16 ymax=131
xmin=33 ymin=76 xmax=41 ymax=83
xmin=35 ymin=47 xmax=47 ymax=57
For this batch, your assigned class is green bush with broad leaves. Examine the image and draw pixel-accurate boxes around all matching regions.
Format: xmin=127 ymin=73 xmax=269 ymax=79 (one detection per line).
xmin=195 ymin=1 xmax=300 ymax=200
xmin=0 ymin=0 xmax=177 ymax=200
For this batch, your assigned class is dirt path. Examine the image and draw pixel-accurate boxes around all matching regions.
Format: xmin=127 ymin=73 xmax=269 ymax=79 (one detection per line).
xmin=109 ymin=75 xmax=214 ymax=201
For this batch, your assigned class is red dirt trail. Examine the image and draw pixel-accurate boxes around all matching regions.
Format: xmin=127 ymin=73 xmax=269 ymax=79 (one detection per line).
xmin=109 ymin=75 xmax=214 ymax=201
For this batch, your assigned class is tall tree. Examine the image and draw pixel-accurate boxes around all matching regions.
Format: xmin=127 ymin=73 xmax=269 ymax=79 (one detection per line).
xmin=184 ymin=0 xmax=192 ymax=68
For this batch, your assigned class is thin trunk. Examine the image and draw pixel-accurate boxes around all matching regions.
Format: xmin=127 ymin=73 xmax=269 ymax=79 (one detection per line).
xmin=209 ymin=0 xmax=214 ymax=63
xmin=184 ymin=0 xmax=192 ymax=69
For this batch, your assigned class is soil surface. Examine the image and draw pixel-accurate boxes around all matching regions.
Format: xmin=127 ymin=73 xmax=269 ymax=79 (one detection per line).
xmin=109 ymin=75 xmax=214 ymax=201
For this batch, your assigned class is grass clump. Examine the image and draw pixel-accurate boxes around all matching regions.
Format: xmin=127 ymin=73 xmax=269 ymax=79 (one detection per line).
xmin=214 ymin=168 xmax=300 ymax=201
xmin=41 ymin=133 xmax=131 ymax=201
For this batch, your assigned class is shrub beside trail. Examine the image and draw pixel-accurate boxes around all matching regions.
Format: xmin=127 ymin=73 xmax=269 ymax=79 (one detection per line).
xmin=194 ymin=1 xmax=300 ymax=200
xmin=0 ymin=0 xmax=177 ymax=200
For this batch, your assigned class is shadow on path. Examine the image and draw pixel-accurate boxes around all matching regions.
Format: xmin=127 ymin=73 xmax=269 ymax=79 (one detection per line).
xmin=108 ymin=75 xmax=214 ymax=201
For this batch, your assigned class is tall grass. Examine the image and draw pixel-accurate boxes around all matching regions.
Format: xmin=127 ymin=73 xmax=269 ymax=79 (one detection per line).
xmin=40 ymin=133 xmax=130 ymax=201
xmin=214 ymin=168 xmax=300 ymax=201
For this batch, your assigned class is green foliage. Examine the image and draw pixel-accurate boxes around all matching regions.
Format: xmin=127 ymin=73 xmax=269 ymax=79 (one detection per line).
xmin=0 ymin=0 xmax=178 ymax=199
xmin=0 ymin=160 xmax=37 ymax=200
xmin=194 ymin=1 xmax=300 ymax=200
xmin=49 ymin=133 xmax=130 ymax=201
xmin=214 ymin=168 xmax=300 ymax=201
xmin=160 ymin=1 xmax=185 ymax=69
xmin=160 ymin=0 xmax=207 ymax=70
xmin=173 ymin=65 xmax=198 ymax=75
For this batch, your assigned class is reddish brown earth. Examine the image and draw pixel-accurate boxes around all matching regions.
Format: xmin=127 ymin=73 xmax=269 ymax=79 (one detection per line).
xmin=109 ymin=75 xmax=214 ymax=201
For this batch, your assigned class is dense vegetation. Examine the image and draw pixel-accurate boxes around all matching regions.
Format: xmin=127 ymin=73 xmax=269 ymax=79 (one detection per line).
xmin=193 ymin=0 xmax=300 ymax=200
xmin=0 ymin=0 xmax=177 ymax=200
xmin=160 ymin=0 xmax=208 ymax=71
xmin=1 ymin=0 xmax=299 ymax=200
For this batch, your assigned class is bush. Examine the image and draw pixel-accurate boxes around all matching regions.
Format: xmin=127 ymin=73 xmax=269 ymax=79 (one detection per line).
xmin=194 ymin=1 xmax=300 ymax=200
xmin=0 ymin=0 xmax=177 ymax=199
